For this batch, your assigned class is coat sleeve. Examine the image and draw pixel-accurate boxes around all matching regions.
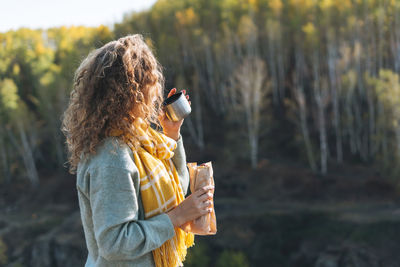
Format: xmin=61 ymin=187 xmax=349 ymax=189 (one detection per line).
xmin=89 ymin=164 xmax=176 ymax=261
xmin=171 ymin=133 xmax=190 ymax=196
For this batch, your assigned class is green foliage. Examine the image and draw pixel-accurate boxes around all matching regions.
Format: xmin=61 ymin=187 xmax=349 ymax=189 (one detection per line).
xmin=184 ymin=241 xmax=211 ymax=267
xmin=0 ymin=237 xmax=8 ymax=265
xmin=372 ymin=69 xmax=400 ymax=127
xmin=0 ymin=78 xmax=19 ymax=111
xmin=215 ymin=250 xmax=250 ymax=267
xmin=0 ymin=26 xmax=114 ymax=183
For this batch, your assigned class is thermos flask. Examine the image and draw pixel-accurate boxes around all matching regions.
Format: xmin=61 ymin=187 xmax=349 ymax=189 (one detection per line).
xmin=162 ymin=91 xmax=192 ymax=122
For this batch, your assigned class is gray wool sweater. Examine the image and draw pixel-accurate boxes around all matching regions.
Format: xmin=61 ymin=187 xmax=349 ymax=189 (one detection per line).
xmin=76 ymin=133 xmax=190 ymax=267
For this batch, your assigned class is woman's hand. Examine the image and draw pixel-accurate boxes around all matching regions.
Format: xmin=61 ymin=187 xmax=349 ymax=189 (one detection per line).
xmin=166 ymin=184 xmax=214 ymax=227
xmin=159 ymin=88 xmax=191 ymax=141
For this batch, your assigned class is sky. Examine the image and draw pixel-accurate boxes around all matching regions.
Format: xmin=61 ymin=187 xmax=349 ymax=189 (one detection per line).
xmin=0 ymin=0 xmax=158 ymax=32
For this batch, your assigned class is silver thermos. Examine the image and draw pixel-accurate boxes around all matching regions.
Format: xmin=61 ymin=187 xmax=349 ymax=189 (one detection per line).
xmin=162 ymin=91 xmax=192 ymax=121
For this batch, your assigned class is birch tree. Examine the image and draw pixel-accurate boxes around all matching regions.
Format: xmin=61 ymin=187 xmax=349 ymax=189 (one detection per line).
xmin=293 ymin=47 xmax=317 ymax=172
xmin=231 ymin=57 xmax=270 ymax=169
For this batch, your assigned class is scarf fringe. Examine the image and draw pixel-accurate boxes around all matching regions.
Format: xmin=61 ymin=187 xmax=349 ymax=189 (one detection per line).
xmin=152 ymin=227 xmax=195 ymax=267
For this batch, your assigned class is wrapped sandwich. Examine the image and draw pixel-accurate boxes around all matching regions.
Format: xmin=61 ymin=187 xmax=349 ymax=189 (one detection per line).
xmin=182 ymin=161 xmax=217 ymax=235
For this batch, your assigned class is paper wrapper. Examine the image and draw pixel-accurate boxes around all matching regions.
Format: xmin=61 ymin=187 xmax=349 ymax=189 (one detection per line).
xmin=181 ymin=161 xmax=217 ymax=235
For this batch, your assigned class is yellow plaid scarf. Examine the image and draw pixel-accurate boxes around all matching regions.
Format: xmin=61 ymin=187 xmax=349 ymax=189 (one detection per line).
xmin=108 ymin=117 xmax=194 ymax=267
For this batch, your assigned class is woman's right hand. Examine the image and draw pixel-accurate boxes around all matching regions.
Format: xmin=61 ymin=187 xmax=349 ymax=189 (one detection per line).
xmin=166 ymin=184 xmax=214 ymax=227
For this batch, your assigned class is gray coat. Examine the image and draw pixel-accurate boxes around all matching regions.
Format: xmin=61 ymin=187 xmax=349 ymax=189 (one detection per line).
xmin=76 ymin=134 xmax=190 ymax=266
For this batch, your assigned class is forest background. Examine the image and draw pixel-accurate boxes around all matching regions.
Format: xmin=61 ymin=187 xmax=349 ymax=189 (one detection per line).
xmin=2 ymin=0 xmax=400 ymax=266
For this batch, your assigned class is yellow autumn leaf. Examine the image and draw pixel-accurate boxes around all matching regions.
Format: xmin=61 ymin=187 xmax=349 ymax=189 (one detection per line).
xmin=269 ymin=0 xmax=283 ymax=15
xmin=302 ymin=22 xmax=316 ymax=36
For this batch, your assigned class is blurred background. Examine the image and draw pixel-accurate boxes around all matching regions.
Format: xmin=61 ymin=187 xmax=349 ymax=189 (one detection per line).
xmin=1 ymin=0 xmax=400 ymax=266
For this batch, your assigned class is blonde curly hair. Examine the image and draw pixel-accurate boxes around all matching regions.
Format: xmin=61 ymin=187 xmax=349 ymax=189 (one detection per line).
xmin=61 ymin=34 xmax=165 ymax=174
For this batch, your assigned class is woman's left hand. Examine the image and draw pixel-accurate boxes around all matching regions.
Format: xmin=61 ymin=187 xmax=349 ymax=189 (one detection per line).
xmin=159 ymin=88 xmax=191 ymax=141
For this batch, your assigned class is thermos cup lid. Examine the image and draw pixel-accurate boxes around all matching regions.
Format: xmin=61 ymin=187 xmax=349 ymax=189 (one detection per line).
xmin=162 ymin=91 xmax=183 ymax=106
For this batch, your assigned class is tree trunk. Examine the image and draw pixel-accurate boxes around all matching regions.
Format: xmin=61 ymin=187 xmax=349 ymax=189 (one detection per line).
xmin=7 ymin=123 xmax=39 ymax=187
xmin=312 ymin=52 xmax=328 ymax=175
xmin=327 ymin=40 xmax=343 ymax=163
xmin=0 ymin=127 xmax=11 ymax=183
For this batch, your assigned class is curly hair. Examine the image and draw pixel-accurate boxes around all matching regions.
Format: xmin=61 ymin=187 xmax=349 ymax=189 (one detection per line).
xmin=61 ymin=34 xmax=165 ymax=174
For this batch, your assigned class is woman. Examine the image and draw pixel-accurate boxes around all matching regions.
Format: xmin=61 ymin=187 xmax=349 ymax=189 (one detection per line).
xmin=61 ymin=34 xmax=214 ymax=267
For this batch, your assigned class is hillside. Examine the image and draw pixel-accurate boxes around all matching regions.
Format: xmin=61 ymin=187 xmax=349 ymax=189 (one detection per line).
xmin=1 ymin=157 xmax=400 ymax=267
